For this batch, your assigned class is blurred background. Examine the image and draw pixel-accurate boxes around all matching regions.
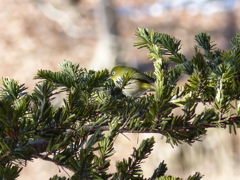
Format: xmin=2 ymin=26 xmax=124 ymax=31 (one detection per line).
xmin=1 ymin=0 xmax=240 ymax=179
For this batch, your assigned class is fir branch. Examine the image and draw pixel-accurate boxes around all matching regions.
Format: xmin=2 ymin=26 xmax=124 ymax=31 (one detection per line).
xmin=1 ymin=28 xmax=240 ymax=179
xmin=194 ymin=33 xmax=216 ymax=52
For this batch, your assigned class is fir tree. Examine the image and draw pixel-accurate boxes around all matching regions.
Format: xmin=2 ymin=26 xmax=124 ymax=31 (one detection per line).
xmin=1 ymin=28 xmax=240 ymax=179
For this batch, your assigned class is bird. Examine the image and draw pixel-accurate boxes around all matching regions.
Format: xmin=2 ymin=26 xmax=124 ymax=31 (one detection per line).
xmin=109 ymin=65 xmax=155 ymax=97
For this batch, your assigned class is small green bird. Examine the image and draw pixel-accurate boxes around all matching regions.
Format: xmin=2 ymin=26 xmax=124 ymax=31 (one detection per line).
xmin=109 ymin=65 xmax=155 ymax=97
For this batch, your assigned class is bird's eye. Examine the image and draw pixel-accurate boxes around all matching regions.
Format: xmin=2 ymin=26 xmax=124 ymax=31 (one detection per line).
xmin=112 ymin=71 xmax=116 ymax=76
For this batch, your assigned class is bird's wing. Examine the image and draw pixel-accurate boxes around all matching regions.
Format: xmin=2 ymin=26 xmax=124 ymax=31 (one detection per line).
xmin=132 ymin=72 xmax=155 ymax=84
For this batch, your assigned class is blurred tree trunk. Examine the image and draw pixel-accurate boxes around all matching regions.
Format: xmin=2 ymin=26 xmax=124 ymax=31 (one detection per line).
xmin=88 ymin=0 xmax=120 ymax=70
xmin=223 ymin=11 xmax=237 ymax=49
